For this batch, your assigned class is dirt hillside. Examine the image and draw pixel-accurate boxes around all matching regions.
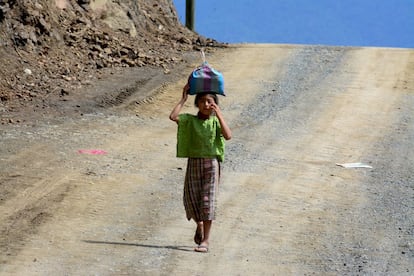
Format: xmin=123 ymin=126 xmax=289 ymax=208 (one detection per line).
xmin=0 ymin=0 xmax=224 ymax=122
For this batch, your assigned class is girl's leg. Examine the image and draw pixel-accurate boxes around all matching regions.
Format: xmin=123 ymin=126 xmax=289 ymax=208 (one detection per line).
xmin=202 ymin=220 xmax=212 ymax=244
xmin=194 ymin=220 xmax=203 ymax=245
xmin=195 ymin=220 xmax=211 ymax=252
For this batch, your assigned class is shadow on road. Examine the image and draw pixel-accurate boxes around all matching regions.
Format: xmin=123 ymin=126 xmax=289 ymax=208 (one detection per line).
xmin=83 ymin=240 xmax=194 ymax=252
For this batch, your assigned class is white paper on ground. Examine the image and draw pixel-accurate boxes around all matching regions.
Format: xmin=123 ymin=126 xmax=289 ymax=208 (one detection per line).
xmin=336 ymin=162 xmax=373 ymax=169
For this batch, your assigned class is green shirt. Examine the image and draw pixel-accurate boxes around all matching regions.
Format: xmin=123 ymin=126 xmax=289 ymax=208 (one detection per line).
xmin=177 ymin=113 xmax=225 ymax=162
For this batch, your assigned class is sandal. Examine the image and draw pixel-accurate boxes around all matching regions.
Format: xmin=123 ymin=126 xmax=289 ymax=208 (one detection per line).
xmin=194 ymin=245 xmax=209 ymax=253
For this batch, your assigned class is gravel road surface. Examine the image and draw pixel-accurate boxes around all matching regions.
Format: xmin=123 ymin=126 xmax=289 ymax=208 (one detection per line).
xmin=1 ymin=44 xmax=413 ymax=275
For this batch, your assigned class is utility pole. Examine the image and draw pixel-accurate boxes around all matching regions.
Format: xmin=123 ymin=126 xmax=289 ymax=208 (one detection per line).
xmin=185 ymin=0 xmax=195 ymax=31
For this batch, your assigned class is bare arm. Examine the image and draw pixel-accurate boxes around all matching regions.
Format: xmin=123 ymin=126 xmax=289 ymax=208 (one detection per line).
xmin=169 ymin=84 xmax=189 ymax=123
xmin=211 ymin=102 xmax=232 ymax=140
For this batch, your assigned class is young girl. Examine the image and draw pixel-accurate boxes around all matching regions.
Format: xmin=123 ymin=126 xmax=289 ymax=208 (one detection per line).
xmin=169 ymin=83 xmax=232 ymax=253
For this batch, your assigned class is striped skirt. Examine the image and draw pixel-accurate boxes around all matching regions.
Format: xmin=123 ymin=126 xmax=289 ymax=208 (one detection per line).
xmin=183 ymin=158 xmax=221 ymax=221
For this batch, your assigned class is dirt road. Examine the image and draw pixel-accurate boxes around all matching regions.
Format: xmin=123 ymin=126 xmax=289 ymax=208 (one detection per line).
xmin=1 ymin=44 xmax=413 ymax=275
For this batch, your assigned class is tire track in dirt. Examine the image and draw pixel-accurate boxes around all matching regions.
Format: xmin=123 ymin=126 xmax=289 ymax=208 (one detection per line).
xmin=0 ymin=140 xmax=79 ymax=265
xmin=0 ymin=171 xmax=77 ymax=265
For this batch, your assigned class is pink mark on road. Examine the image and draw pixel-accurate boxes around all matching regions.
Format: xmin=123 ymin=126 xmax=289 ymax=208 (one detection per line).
xmin=78 ymin=149 xmax=107 ymax=155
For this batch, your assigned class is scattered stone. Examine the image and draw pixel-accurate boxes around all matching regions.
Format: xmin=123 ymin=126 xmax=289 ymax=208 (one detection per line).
xmin=0 ymin=0 xmax=227 ymax=115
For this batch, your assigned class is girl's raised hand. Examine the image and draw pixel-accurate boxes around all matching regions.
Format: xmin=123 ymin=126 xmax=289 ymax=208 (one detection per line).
xmin=210 ymin=102 xmax=221 ymax=116
xmin=182 ymin=83 xmax=190 ymax=101
xmin=210 ymin=101 xmax=232 ymax=140
xmin=169 ymin=83 xmax=190 ymax=122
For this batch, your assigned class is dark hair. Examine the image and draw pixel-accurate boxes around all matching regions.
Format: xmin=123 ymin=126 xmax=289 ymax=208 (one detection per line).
xmin=194 ymin=93 xmax=219 ymax=107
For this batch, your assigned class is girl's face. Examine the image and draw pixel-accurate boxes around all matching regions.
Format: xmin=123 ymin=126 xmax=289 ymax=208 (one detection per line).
xmin=197 ymin=94 xmax=216 ymax=116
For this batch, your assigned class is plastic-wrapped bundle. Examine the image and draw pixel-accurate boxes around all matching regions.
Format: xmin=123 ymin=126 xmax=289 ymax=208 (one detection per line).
xmin=187 ymin=62 xmax=225 ymax=96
